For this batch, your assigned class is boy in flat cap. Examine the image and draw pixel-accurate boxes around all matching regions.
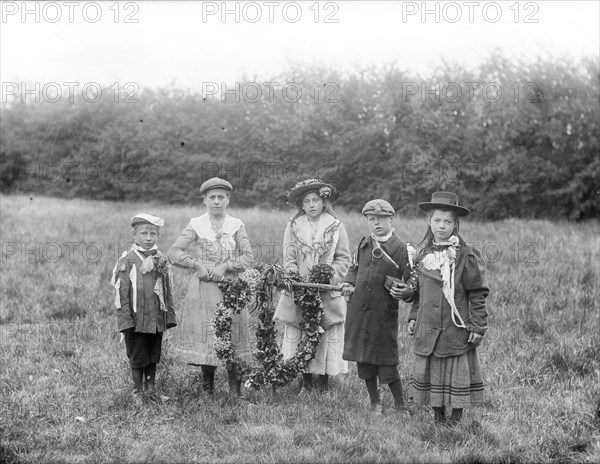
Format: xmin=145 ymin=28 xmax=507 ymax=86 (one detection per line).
xmin=341 ymin=199 xmax=415 ymax=415
xmin=111 ymin=213 xmax=177 ymax=401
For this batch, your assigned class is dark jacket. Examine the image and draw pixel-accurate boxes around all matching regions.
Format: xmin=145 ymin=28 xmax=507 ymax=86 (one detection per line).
xmin=409 ymin=244 xmax=489 ymax=358
xmin=343 ymin=234 xmax=413 ymax=365
xmin=117 ymin=250 xmax=177 ymax=334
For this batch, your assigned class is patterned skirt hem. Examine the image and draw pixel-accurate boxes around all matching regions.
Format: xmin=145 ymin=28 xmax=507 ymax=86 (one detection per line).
xmin=409 ymin=349 xmax=484 ymax=408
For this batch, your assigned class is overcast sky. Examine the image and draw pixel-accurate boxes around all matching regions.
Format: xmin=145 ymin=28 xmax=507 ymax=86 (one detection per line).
xmin=1 ymin=1 xmax=599 ymax=92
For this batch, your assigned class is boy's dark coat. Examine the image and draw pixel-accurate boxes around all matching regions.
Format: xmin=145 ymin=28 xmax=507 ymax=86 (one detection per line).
xmin=343 ymin=234 xmax=412 ymax=365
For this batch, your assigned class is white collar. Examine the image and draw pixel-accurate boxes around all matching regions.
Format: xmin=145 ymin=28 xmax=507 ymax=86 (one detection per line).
xmin=371 ymin=228 xmax=394 ymax=243
xmin=292 ymin=213 xmax=339 ymax=246
xmin=190 ymin=213 xmax=243 ymax=243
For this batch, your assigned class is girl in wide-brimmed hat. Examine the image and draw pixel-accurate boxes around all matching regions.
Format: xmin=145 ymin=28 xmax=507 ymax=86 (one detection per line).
xmin=273 ymin=179 xmax=350 ymax=393
xmin=408 ymin=191 xmax=490 ymax=426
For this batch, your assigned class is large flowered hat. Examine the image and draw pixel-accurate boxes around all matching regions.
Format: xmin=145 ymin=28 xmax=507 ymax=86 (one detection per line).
xmin=418 ymin=191 xmax=470 ymax=217
xmin=286 ymin=179 xmax=340 ymax=206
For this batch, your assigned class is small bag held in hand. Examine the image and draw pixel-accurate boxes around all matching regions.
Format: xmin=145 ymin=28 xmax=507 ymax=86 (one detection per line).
xmin=384 ymin=275 xmax=404 ymax=291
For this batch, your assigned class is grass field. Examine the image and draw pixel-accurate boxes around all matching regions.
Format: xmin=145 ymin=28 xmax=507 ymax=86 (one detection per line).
xmin=1 ymin=194 xmax=599 ymax=463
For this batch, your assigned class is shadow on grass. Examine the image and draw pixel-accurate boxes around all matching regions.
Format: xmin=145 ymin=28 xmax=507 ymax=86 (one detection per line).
xmin=0 ymin=444 xmax=23 ymax=464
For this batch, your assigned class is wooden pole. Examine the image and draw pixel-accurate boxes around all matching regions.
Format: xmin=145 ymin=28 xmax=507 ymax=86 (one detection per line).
xmin=289 ymin=282 xmax=343 ymax=292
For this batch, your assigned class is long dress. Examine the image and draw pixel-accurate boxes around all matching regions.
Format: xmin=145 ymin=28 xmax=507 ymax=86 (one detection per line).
xmin=167 ymin=213 xmax=254 ymax=366
xmin=273 ymin=212 xmax=351 ymax=375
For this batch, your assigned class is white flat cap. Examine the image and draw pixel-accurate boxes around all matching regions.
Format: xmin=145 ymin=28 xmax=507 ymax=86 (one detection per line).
xmin=130 ymin=213 xmax=165 ymax=227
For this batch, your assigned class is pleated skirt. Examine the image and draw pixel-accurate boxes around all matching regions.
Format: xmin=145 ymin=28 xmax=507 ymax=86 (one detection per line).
xmin=410 ymin=349 xmax=484 ymax=408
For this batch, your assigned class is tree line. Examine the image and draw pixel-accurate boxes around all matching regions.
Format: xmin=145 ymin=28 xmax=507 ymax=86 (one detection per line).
xmin=1 ymin=51 xmax=598 ymax=220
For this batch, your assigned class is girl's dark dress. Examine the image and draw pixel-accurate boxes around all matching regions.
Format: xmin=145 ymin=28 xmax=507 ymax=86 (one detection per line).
xmin=409 ymin=242 xmax=489 ymax=408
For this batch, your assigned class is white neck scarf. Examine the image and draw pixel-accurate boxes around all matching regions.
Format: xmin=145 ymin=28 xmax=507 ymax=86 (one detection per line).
xmin=422 ymin=236 xmax=465 ymax=328
xmin=132 ymin=244 xmax=159 ymax=274
xmin=371 ymin=228 xmax=394 ymax=243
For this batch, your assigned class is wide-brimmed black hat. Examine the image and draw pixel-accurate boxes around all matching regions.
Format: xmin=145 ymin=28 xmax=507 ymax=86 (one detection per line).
xmin=418 ymin=191 xmax=470 ymax=216
xmin=286 ymin=179 xmax=340 ymax=206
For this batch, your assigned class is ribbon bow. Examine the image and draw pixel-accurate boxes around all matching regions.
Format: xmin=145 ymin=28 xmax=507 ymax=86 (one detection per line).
xmin=132 ymin=245 xmax=159 ymax=274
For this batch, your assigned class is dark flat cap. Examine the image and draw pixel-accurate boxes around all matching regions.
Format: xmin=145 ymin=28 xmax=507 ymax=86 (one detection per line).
xmin=199 ymin=177 xmax=233 ymax=196
xmin=362 ymin=199 xmax=395 ymax=216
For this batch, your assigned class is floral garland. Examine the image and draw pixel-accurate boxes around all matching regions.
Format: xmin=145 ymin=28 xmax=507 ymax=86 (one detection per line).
xmin=211 ymin=263 xmax=334 ymax=390
xmin=212 ymin=267 xmax=261 ymax=376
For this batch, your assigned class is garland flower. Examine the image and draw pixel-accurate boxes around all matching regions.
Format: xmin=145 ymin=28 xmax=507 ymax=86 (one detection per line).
xmin=319 ymin=186 xmax=332 ymax=198
xmin=212 ymin=267 xmax=262 ymax=376
xmin=211 ymin=263 xmax=334 ymax=390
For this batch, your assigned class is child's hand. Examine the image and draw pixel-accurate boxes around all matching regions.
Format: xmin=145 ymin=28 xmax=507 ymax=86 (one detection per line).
xmin=389 ymin=282 xmax=413 ymax=300
xmin=468 ymin=332 xmax=483 ymax=346
xmin=119 ymin=327 xmax=133 ymax=342
xmin=194 ymin=262 xmax=210 ymax=281
xmin=407 ymin=320 xmax=416 ymax=335
xmin=209 ymin=263 xmax=229 ymax=281
xmin=340 ymin=282 xmax=354 ymax=297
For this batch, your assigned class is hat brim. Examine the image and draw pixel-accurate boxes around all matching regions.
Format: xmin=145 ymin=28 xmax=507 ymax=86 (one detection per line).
xmin=131 ymin=214 xmax=164 ymax=227
xmin=131 ymin=219 xmax=151 ymax=227
xmin=197 ymin=186 xmax=233 ymax=198
xmin=418 ymin=202 xmax=470 ymax=216
xmin=131 ymin=219 xmax=162 ymax=227
xmin=363 ymin=211 xmax=394 ymax=217
xmin=287 ymin=183 xmax=340 ymax=205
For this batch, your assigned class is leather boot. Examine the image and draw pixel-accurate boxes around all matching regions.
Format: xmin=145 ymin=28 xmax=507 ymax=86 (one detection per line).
xmin=227 ymin=368 xmax=242 ymax=399
xmin=201 ymin=365 xmax=216 ymax=396
xmin=365 ymin=378 xmax=382 ymax=415
xmin=433 ymin=407 xmax=447 ymax=424
xmin=301 ymin=373 xmax=314 ymax=393
xmin=448 ymin=408 xmax=463 ymax=426
xmin=316 ymin=374 xmax=329 ymax=393
xmin=144 ymin=363 xmax=157 ymax=395
xmin=388 ymin=379 xmax=405 ymax=410
xmin=131 ymin=368 xmax=144 ymax=400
